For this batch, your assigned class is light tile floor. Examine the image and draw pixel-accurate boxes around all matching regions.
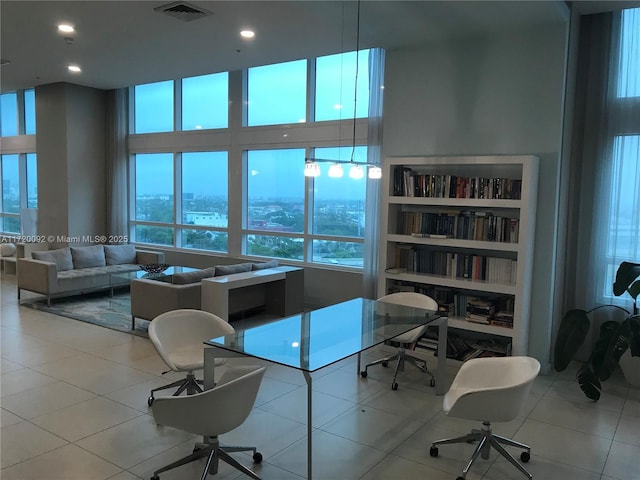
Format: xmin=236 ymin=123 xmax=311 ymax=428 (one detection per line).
xmin=2 ymin=274 xmax=639 ymax=480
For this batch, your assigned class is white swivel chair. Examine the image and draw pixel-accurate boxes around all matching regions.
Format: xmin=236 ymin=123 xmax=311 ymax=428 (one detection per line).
xmin=151 ymin=365 xmax=267 ymax=480
xmin=360 ymin=292 xmax=439 ymax=390
xmin=148 ymin=309 xmax=235 ymax=406
xmin=429 ymin=356 xmax=541 ymax=480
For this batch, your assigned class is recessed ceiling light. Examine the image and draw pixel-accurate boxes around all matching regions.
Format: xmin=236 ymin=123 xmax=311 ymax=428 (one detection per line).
xmin=58 ymin=24 xmax=75 ymax=33
xmin=68 ymin=65 xmax=81 ymax=73
xmin=240 ymin=30 xmax=255 ymax=39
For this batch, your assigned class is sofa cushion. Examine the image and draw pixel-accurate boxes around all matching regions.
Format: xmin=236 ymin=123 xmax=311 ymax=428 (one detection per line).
xmin=104 ymin=244 xmax=137 ymax=265
xmin=214 ymin=262 xmax=253 ymax=276
xmin=252 ymin=260 xmax=279 ymax=270
xmin=32 ymin=247 xmax=74 ymax=271
xmin=71 ymin=245 xmax=106 ymax=269
xmin=172 ymin=267 xmax=216 ymax=285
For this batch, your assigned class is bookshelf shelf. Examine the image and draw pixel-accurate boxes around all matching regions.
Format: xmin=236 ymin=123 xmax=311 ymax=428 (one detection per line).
xmin=379 ymin=155 xmax=539 ymax=357
xmin=388 ymin=196 xmax=522 ymax=209
xmin=386 ymin=234 xmax=521 ymax=253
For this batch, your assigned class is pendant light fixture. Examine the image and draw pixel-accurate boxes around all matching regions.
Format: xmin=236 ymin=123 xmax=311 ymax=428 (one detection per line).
xmin=304 ymin=0 xmax=381 ymax=180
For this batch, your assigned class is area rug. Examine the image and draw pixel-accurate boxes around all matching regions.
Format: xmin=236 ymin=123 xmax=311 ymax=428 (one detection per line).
xmin=22 ymin=291 xmax=149 ymax=338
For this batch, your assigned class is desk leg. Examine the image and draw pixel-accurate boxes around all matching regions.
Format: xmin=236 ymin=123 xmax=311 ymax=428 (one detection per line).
xmin=203 ymin=347 xmax=216 ymax=390
xmin=436 ymin=317 xmax=448 ymax=395
xmin=302 ymin=371 xmax=312 ymax=480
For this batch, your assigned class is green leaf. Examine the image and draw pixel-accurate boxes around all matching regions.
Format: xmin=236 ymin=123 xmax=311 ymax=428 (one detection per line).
xmin=629 ymin=280 xmax=640 ymax=301
xmin=577 ymin=364 xmax=601 ymax=401
xmin=613 ymin=262 xmax=640 ymax=297
xmin=554 ymin=309 xmax=590 ymax=372
xmin=628 ymin=315 xmax=640 ymax=357
xmin=594 ymin=321 xmax=625 ymax=381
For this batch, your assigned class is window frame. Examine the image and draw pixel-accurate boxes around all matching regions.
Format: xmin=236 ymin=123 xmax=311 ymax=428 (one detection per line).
xmin=128 ymin=49 xmax=373 ymax=270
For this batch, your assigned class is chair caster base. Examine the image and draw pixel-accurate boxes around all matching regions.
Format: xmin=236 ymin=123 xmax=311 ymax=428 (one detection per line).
xmin=253 ymin=452 xmax=263 ymax=463
xmin=391 ymin=382 xmax=398 ymax=390
xmin=360 ymin=370 xmax=368 ymax=378
xmin=521 ymin=451 xmax=530 ymax=462
xmin=148 ymin=396 xmax=154 ymax=407
xmin=429 ymin=446 xmax=438 ymax=457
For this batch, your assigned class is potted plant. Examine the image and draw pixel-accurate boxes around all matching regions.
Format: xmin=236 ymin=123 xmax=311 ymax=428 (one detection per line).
xmin=554 ymin=261 xmax=640 ymax=401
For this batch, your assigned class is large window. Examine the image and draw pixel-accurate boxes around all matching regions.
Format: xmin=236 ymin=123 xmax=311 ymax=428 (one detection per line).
xmin=0 ymin=153 xmax=37 ymax=234
xmin=129 ymin=49 xmax=377 ymax=268
xmin=0 ymin=89 xmax=36 ymax=136
xmin=24 ymin=89 xmax=36 ymax=135
xmin=181 ymin=151 xmax=228 ymax=251
xmin=247 ymin=60 xmax=307 ymax=126
xmin=132 ymin=151 xmax=229 ymax=251
xmin=26 ymin=153 xmax=37 ymax=208
xmin=182 ymin=73 xmax=229 ymax=130
xmin=0 ymin=90 xmax=37 ymax=234
xmin=315 ymin=50 xmax=370 ymax=121
xmin=597 ymin=8 xmax=640 ymax=305
xmin=245 ymin=149 xmax=305 ymax=259
xmin=1 ymin=154 xmax=20 ymax=232
xmin=134 ymin=153 xmax=174 ymax=245
xmin=1 ymin=93 xmax=18 ymax=137
xmin=243 ymin=146 xmax=367 ymax=266
xmin=134 ymin=81 xmax=174 ymax=134
xmin=311 ymin=146 xmax=366 ymax=267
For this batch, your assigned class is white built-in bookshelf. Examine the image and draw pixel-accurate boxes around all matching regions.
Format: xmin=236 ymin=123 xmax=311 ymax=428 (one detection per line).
xmin=379 ymin=155 xmax=539 ymax=360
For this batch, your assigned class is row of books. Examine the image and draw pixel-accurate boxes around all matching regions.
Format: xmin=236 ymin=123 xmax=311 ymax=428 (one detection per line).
xmin=393 ymin=167 xmax=523 ymax=200
xmin=394 ymin=246 xmax=518 ymax=285
xmin=416 ymin=329 xmax=512 ymax=361
xmin=398 ymin=210 xmax=520 ymax=243
xmin=388 ymin=283 xmax=515 ymax=329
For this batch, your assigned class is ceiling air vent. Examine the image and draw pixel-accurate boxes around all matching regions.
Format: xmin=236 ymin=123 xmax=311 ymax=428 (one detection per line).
xmin=154 ymin=2 xmax=212 ymax=22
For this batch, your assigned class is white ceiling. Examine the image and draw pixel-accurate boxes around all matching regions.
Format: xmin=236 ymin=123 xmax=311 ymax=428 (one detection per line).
xmin=0 ymin=0 xmax=630 ymax=93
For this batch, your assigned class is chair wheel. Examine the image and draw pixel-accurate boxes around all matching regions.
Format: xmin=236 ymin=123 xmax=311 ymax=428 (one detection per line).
xmin=148 ymin=396 xmax=154 ymax=407
xmin=193 ymin=446 xmax=201 ymax=453
xmin=381 ymin=361 xmax=389 ymax=368
xmin=429 ymin=378 xmax=436 ymax=387
xmin=391 ymin=382 xmax=398 ymax=390
xmin=429 ymin=446 xmax=438 ymax=457
xmin=520 ymin=451 xmax=530 ymax=463
xmin=360 ymin=370 xmax=368 ymax=378
xmin=253 ymin=452 xmax=263 ymax=463
xmin=456 ymin=477 xmax=464 ymax=480
xmin=151 ymin=475 xmax=159 ymax=480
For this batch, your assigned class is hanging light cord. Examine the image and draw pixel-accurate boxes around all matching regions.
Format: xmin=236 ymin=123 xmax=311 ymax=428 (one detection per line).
xmin=350 ymin=0 xmax=361 ymax=164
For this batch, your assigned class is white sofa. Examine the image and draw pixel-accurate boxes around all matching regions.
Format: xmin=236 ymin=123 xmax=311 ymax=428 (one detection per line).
xmin=17 ymin=244 xmax=164 ymax=305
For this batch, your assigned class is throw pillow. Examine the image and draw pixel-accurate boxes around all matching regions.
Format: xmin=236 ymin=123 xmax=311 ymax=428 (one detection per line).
xmin=214 ymin=262 xmax=253 ymax=276
xmin=32 ymin=247 xmax=74 ymax=271
xmin=172 ymin=267 xmax=216 ymax=285
xmin=252 ymin=260 xmax=279 ymax=270
xmin=0 ymin=242 xmax=16 ymax=257
xmin=70 ymin=245 xmax=106 ymax=269
xmin=104 ymin=244 xmax=137 ymax=265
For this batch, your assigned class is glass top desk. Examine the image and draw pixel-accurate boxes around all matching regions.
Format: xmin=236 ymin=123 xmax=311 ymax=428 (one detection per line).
xmin=204 ymin=297 xmax=447 ymax=479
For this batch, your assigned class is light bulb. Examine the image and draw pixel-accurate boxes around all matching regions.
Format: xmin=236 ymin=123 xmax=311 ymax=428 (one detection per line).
xmin=328 ymin=163 xmax=344 ymax=178
xmin=304 ymin=162 xmax=320 ymax=177
xmin=368 ymin=166 xmax=382 ymax=179
xmin=349 ymin=164 xmax=364 ymax=179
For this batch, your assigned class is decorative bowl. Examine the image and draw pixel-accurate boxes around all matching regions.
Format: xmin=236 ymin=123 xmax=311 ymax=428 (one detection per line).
xmin=140 ymin=263 xmax=170 ymax=274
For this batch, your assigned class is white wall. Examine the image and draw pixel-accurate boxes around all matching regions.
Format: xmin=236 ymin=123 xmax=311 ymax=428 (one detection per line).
xmin=382 ymin=25 xmax=569 ymax=369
